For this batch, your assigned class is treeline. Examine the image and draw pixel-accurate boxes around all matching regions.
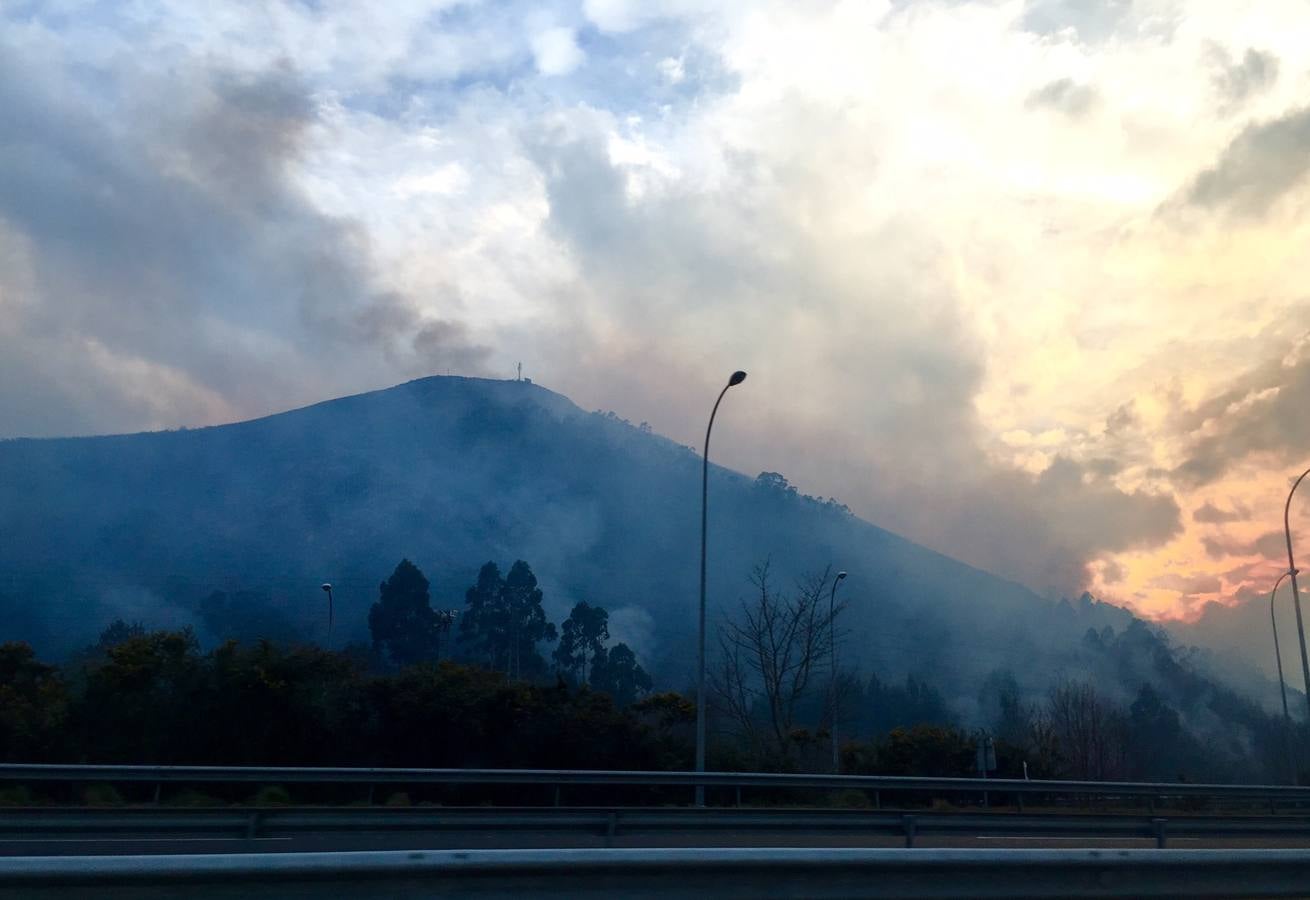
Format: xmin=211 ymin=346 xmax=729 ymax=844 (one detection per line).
xmin=705 ymin=562 xmax=1289 ymax=783
xmin=0 ymin=635 xmax=690 ymax=770
xmin=0 ymin=554 xmax=1290 ymax=786
xmin=367 ymin=558 xmax=651 ymax=705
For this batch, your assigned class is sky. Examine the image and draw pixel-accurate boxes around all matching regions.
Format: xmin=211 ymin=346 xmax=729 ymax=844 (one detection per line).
xmin=3 ymin=0 xmax=1310 ymax=635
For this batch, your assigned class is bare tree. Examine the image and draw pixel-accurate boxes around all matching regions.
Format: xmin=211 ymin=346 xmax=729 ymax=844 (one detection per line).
xmin=1046 ymin=678 xmax=1129 ymax=780
xmin=711 ymin=561 xmax=845 ymax=764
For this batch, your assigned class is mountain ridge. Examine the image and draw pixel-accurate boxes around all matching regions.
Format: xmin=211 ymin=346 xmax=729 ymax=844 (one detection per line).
xmin=0 ymin=375 xmax=1261 ymax=723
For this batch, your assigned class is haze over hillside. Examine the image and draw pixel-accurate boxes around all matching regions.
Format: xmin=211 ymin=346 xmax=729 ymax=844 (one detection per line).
xmin=0 ymin=376 xmax=1281 ymax=728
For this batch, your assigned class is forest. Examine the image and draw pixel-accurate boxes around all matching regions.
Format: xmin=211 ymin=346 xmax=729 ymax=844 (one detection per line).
xmin=0 ymin=556 xmax=1294 ymax=790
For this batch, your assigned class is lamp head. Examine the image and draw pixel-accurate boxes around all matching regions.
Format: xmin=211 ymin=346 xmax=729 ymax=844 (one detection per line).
xmin=836 ymin=571 xmax=848 ymax=581
xmin=320 ymin=583 xmax=332 ymax=593
xmin=728 ymin=370 xmax=747 ymax=387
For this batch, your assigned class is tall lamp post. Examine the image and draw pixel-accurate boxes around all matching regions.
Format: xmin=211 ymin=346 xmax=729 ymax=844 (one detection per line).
xmin=1271 ymin=569 xmax=1298 ymax=784
xmin=1283 ymin=467 xmax=1310 ymax=722
xmin=696 ymin=370 xmax=746 ymax=807
xmin=829 ymin=570 xmax=848 ymax=773
xmin=319 ymin=583 xmax=335 ymax=641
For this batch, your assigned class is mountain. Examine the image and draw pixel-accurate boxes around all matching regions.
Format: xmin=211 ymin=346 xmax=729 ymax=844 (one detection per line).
xmin=0 ymin=376 xmax=1272 ymax=721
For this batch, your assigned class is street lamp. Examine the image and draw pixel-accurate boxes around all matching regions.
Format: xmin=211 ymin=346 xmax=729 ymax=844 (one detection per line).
xmin=829 ymin=570 xmax=848 ymax=773
xmin=1283 ymin=466 xmax=1310 ymax=722
xmin=320 ymin=583 xmax=335 ymax=640
xmin=697 ymin=369 xmax=746 ymax=807
xmin=1271 ymin=569 xmax=1298 ymax=784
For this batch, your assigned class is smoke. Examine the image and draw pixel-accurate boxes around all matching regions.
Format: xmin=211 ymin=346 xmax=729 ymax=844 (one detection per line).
xmin=0 ymin=43 xmax=487 ymax=439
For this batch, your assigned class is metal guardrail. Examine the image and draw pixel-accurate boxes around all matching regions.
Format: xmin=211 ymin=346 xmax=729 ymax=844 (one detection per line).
xmin=5 ymin=848 xmax=1310 ymax=899
xmin=3 ymin=805 xmax=1310 ymax=848
xmin=1 ymin=763 xmax=1307 ymax=807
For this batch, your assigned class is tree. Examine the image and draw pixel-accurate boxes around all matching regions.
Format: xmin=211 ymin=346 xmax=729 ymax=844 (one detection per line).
xmin=501 ymin=561 xmax=557 ymax=679
xmin=754 ymin=472 xmax=798 ymax=496
xmin=368 ymin=560 xmax=438 ymax=668
xmin=460 ymin=560 xmax=557 ymax=679
xmin=1046 ymin=678 xmax=1129 ymax=780
xmin=92 ymin=620 xmax=146 ymax=651
xmin=0 ymin=642 xmax=68 ymax=760
xmin=72 ymin=629 xmax=206 ymax=762
xmin=460 ymin=562 xmax=507 ymax=669
xmin=591 ymin=642 xmax=652 ymax=706
xmin=711 ymin=561 xmax=843 ymax=764
xmin=553 ymin=602 xmax=609 ymax=684
xmin=1128 ymin=682 xmax=1196 ymax=780
xmin=863 ymin=673 xmax=952 ymax=734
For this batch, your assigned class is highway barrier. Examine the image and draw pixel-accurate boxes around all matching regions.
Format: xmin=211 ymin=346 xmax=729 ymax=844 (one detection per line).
xmin=4 ymin=847 xmax=1310 ymax=898
xmin=0 ymin=763 xmax=1307 ymax=812
xmin=1 ymin=805 xmax=1310 ymax=849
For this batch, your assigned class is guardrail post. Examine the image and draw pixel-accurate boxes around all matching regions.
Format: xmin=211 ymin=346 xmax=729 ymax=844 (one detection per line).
xmin=366 ymin=784 xmax=374 ymax=806
xmin=605 ymin=812 xmax=618 ymax=848
xmin=554 ymin=786 xmax=561 ymax=807
xmin=1152 ymin=818 xmax=1167 ymax=849
xmin=735 ymin=786 xmax=741 ymax=808
xmin=245 ymin=811 xmax=262 ymax=841
xmin=1148 ymin=795 xmax=1156 ymax=815
xmin=874 ymin=791 xmax=880 ymax=810
xmin=152 ymin=782 xmax=161 ymax=806
xmin=902 ymin=814 xmax=917 ymax=848
xmin=1016 ymin=792 xmax=1024 ymax=812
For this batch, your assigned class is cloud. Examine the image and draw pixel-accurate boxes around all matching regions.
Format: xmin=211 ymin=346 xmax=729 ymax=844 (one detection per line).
xmin=1193 ymin=500 xmax=1251 ymax=524
xmin=531 ymin=27 xmax=585 ymax=76
xmin=1181 ymin=106 xmax=1310 ymax=217
xmin=1018 ymin=0 xmax=1136 ymax=42
xmin=1201 ymin=530 xmax=1284 ymax=561
xmin=0 ymin=47 xmax=487 ymax=437
xmin=1099 ymin=558 xmax=1127 ymax=584
xmin=1174 ymin=332 xmax=1310 ymax=487
xmin=1208 ymin=46 xmax=1279 ymax=112
xmin=515 ymin=108 xmax=1186 ymax=595
xmin=1150 ymin=572 xmax=1222 ymax=595
xmin=5 ymin=0 xmax=1297 ymax=617
xmin=1026 ymin=78 xmax=1097 ymax=117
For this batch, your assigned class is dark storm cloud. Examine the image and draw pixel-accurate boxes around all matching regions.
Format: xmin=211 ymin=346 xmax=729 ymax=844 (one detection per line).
xmin=1182 ymin=106 xmax=1310 ymax=217
xmin=0 ymin=47 xmax=486 ymax=439
xmin=1025 ymin=78 xmax=1097 ymax=117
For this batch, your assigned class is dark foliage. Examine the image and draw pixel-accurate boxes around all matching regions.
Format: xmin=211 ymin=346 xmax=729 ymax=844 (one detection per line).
xmin=369 ymin=560 xmax=438 ymax=668
xmin=0 ymin=633 xmax=685 ymax=771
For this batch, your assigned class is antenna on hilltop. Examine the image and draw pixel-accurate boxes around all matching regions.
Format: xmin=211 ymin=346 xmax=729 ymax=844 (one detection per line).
xmin=517 ymin=362 xmax=522 ymax=382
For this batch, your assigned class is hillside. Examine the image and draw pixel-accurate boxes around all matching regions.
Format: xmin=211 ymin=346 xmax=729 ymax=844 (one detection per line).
xmin=0 ymin=376 xmax=1269 ymax=726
